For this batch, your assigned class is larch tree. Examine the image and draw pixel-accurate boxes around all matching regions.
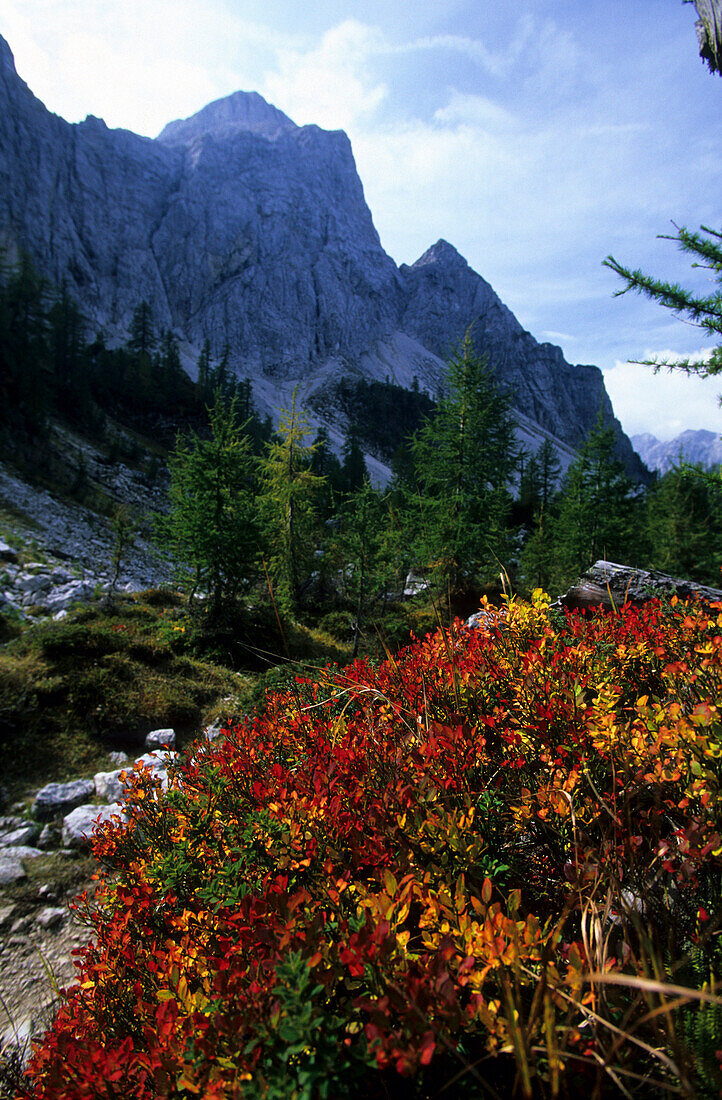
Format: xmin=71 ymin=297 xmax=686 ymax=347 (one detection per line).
xmin=156 ymin=391 xmax=259 ymax=617
xmin=258 ymin=393 xmax=324 ymax=613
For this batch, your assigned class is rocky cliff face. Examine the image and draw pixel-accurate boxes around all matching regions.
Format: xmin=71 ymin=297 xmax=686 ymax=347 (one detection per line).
xmin=632 ymin=429 xmax=722 ymax=473
xmin=0 ymin=34 xmax=642 ymax=473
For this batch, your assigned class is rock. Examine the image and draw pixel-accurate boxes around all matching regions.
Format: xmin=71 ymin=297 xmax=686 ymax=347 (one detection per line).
xmin=0 ymin=853 xmax=25 ymax=884
xmin=16 ymin=573 xmax=52 ymax=595
xmin=145 ymin=727 xmax=176 ymax=750
xmin=0 ymin=904 xmax=16 ymax=929
xmin=0 ymin=846 xmax=42 ymax=860
xmin=0 ymin=31 xmax=642 ymax=476
xmin=0 ymin=821 xmax=40 ymax=847
xmin=131 ymin=750 xmax=177 ymax=791
xmin=35 ymin=907 xmax=66 ymax=930
xmin=108 ymin=751 xmax=129 ymax=766
xmin=403 ymin=571 xmax=428 ymax=598
xmin=203 ymin=720 xmax=224 ymax=743
xmin=61 ymin=803 xmax=124 ymax=849
xmin=557 ymin=560 xmax=722 ymax=613
xmin=33 ymin=779 xmax=96 ymax=822
xmin=37 ymin=824 xmax=61 ymax=850
xmin=466 ymin=608 xmax=504 ymax=630
xmin=93 ymin=768 xmax=125 ymax=803
xmin=0 ymin=538 xmax=17 ymax=562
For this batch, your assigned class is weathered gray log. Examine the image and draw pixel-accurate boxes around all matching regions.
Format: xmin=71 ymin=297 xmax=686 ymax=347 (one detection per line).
xmin=556 ymin=560 xmax=722 ymax=613
xmin=691 ymin=0 xmax=722 ymax=74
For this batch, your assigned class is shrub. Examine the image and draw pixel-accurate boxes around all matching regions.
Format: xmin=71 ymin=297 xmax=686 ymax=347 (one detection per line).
xmin=20 ymin=592 xmax=722 ymax=1097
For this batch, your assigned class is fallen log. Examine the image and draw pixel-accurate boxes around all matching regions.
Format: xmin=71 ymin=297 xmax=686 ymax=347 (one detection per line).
xmin=556 ymin=560 xmax=722 ymax=613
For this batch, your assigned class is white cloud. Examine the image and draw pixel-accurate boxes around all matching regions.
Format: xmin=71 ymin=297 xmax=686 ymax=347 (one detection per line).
xmin=400 ymin=20 xmax=535 ymax=78
xmin=603 ymin=353 xmax=722 ymax=440
xmin=0 ymin=0 xmax=294 ymax=135
xmin=261 ymin=20 xmax=387 ymax=131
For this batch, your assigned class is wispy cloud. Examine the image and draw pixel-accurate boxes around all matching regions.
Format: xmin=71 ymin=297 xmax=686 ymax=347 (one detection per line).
xmin=396 ymin=20 xmax=535 ymax=78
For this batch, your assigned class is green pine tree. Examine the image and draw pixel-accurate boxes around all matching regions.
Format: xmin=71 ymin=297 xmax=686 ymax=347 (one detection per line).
xmin=645 ymin=464 xmax=722 ymax=585
xmin=604 ymin=224 xmax=722 ymax=382
xmin=156 ymin=391 xmax=259 ymax=617
xmin=258 ymin=393 xmax=324 ymax=613
xmin=546 ymin=414 xmax=639 ymax=592
xmin=407 ymin=333 xmax=517 ymax=595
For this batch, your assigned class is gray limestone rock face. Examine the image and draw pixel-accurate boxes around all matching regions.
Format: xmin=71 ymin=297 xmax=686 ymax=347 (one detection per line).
xmin=399 ymin=241 xmax=645 ymax=476
xmin=0 ymin=33 xmax=639 ymax=469
xmin=32 ymin=779 xmax=96 ymax=822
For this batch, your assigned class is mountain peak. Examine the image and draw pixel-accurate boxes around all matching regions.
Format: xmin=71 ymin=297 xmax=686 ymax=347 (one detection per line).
xmin=0 ymin=34 xmax=17 ymax=75
xmin=157 ymin=90 xmax=297 ymax=145
xmin=411 ymin=239 xmax=468 ymax=270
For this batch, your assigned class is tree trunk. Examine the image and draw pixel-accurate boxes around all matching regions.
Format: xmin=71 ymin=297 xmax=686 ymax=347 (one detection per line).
xmin=692 ymin=0 xmax=722 ymax=74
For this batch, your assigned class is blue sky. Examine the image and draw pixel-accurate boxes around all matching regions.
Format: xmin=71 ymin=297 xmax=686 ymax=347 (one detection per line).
xmin=1 ymin=0 xmax=721 ymax=440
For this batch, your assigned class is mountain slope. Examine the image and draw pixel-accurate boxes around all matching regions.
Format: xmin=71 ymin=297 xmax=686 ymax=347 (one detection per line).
xmin=632 ymin=429 xmax=722 ymax=473
xmin=0 ymin=34 xmax=642 ymax=475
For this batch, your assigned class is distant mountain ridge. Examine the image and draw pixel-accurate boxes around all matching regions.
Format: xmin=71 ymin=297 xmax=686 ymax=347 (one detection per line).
xmin=632 ymin=429 xmax=722 ymax=473
xmin=0 ymin=34 xmax=643 ymax=476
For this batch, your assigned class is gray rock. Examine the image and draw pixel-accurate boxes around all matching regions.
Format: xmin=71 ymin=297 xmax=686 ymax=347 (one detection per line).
xmin=108 ymin=751 xmax=129 ymax=766
xmin=203 ymin=720 xmax=224 ymax=743
xmin=37 ymin=824 xmax=61 ymax=850
xmin=16 ymin=573 xmax=51 ymax=595
xmin=0 ymin=538 xmax=17 ymax=562
xmin=93 ymin=768 xmax=125 ymax=803
xmin=33 ymin=779 xmax=96 ymax=822
xmin=131 ymin=750 xmax=177 ymax=791
xmin=0 ymin=853 xmax=25 ymax=884
xmin=35 ymin=906 xmax=66 ymax=930
xmin=61 ymin=803 xmax=124 ymax=849
xmin=0 ymin=846 xmax=42 ymax=859
xmin=145 ymin=727 xmax=176 ymax=750
xmin=0 ymin=823 xmax=40 ymax=846
xmin=0 ymin=904 xmax=16 ymax=929
xmin=0 ymin=32 xmax=641 ymax=476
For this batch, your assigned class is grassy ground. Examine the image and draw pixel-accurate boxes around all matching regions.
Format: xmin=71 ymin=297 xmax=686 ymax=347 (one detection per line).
xmin=0 ymin=590 xmax=250 ymax=801
xmin=0 ymin=567 xmax=460 ymax=805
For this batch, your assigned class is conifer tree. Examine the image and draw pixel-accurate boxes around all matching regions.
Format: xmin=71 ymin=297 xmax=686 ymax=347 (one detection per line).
xmin=129 ymin=301 xmax=155 ymax=359
xmin=0 ymin=254 xmax=50 ymax=431
xmin=546 ymin=415 xmax=638 ymax=591
xmin=407 ymin=333 xmax=517 ymax=593
xmin=156 ymin=391 xmax=259 ymax=616
xmin=196 ymin=339 xmax=212 ymax=402
xmin=604 ymin=224 xmax=722 ymax=380
xmin=645 ymin=464 xmax=722 ymax=584
xmin=341 ymin=426 xmax=367 ymax=493
xmin=537 ymin=438 xmax=562 ymax=507
xmin=331 ymin=479 xmax=388 ymax=657
xmin=258 ymin=393 xmax=324 ymax=613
